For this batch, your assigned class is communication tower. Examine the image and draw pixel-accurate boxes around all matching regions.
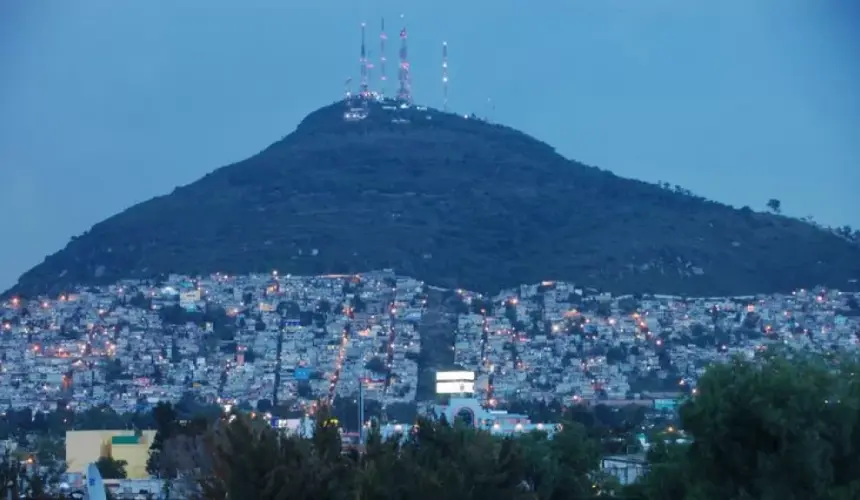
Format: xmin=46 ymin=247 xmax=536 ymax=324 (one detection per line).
xmin=366 ymin=50 xmax=374 ymax=97
xmin=379 ymin=18 xmax=387 ymax=97
xmin=442 ymin=42 xmax=449 ymax=111
xmin=360 ymin=22 xmax=369 ymax=98
xmin=397 ymin=15 xmax=412 ymax=104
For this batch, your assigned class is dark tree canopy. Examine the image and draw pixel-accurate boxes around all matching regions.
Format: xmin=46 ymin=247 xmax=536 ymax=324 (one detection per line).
xmin=95 ymin=456 xmax=128 ymax=479
xmin=627 ymin=351 xmax=860 ymax=500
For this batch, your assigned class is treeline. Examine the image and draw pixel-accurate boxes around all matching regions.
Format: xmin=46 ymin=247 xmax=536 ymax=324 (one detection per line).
xmin=3 ymin=382 xmax=651 ymax=445
xmin=149 ymin=402 xmax=617 ymax=500
xmin=137 ymin=351 xmax=860 ymax=499
xmin=631 ymin=350 xmax=860 ymax=499
xmin=0 ymin=392 xmax=414 ymax=442
xmin=5 ymin=352 xmax=860 ymax=498
xmin=0 ymin=392 xmax=225 ymax=442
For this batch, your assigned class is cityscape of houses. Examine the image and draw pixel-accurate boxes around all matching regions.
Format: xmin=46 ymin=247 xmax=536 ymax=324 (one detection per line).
xmin=1 ymin=270 xmax=858 ymax=419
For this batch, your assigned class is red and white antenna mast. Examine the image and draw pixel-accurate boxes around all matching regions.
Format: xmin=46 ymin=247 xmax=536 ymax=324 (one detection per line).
xmin=397 ymin=15 xmax=412 ymax=104
xmin=442 ymin=42 xmax=449 ymax=111
xmin=366 ymin=50 xmax=374 ymax=97
xmin=359 ymin=22 xmax=369 ymax=98
xmin=379 ymin=17 xmax=387 ymax=98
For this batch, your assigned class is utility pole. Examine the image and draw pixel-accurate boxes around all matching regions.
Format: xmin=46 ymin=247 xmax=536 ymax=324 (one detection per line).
xmin=273 ymin=319 xmax=286 ymax=411
xmin=358 ymin=372 xmax=365 ymax=447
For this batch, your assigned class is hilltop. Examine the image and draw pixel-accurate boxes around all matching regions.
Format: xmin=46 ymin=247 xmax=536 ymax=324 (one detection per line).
xmin=7 ymin=100 xmax=860 ymax=297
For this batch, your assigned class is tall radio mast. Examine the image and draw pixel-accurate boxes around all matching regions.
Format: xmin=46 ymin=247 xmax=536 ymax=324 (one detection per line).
xmin=397 ymin=15 xmax=412 ymax=104
xmin=360 ymin=22 xmax=369 ymax=98
xmin=379 ymin=18 xmax=387 ymax=98
xmin=442 ymin=42 xmax=449 ymax=111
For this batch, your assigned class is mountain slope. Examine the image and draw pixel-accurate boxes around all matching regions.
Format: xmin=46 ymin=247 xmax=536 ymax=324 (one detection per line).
xmin=8 ymin=100 xmax=860 ymax=297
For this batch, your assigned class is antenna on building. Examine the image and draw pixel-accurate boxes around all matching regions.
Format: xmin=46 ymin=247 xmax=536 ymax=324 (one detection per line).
xmin=397 ymin=14 xmax=412 ymax=104
xmin=379 ymin=17 xmax=387 ymax=98
xmin=442 ymin=41 xmax=449 ymax=111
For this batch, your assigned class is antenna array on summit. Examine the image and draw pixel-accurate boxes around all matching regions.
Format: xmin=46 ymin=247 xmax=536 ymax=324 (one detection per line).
xmin=342 ymin=15 xmax=452 ymax=121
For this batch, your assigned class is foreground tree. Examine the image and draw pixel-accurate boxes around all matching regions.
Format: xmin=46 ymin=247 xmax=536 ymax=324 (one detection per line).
xmin=0 ymin=451 xmax=26 ymax=499
xmin=150 ymin=351 xmax=860 ymax=500
xmin=96 ymin=455 xmax=128 ymax=479
xmin=163 ymin=402 xmax=615 ymax=500
xmin=192 ymin=404 xmax=351 ymax=500
xmin=0 ymin=450 xmax=60 ymax=499
xmin=629 ymin=352 xmax=860 ymax=499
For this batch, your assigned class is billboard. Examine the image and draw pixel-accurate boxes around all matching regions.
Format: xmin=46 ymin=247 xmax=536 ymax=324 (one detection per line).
xmin=435 ymin=371 xmax=475 ymax=382
xmin=294 ymin=367 xmax=310 ymax=381
xmin=436 ymin=381 xmax=475 ymax=394
xmin=653 ymin=399 xmax=679 ymax=411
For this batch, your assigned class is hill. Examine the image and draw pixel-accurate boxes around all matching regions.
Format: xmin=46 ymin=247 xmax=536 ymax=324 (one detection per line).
xmin=7 ymin=100 xmax=860 ymax=297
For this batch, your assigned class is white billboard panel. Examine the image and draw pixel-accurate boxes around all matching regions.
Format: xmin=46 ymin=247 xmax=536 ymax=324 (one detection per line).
xmin=435 ymin=371 xmax=476 ymax=382
xmin=436 ymin=381 xmax=475 ymax=394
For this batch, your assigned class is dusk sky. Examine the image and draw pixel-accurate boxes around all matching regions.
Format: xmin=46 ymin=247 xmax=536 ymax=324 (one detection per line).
xmin=1 ymin=0 xmax=858 ymax=291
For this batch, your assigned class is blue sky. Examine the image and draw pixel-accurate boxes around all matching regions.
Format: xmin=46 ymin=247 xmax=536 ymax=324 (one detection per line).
xmin=1 ymin=0 xmax=858 ymax=291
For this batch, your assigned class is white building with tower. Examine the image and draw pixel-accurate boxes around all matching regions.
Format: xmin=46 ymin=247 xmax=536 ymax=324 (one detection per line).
xmin=378 ymin=370 xmax=560 ymax=439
